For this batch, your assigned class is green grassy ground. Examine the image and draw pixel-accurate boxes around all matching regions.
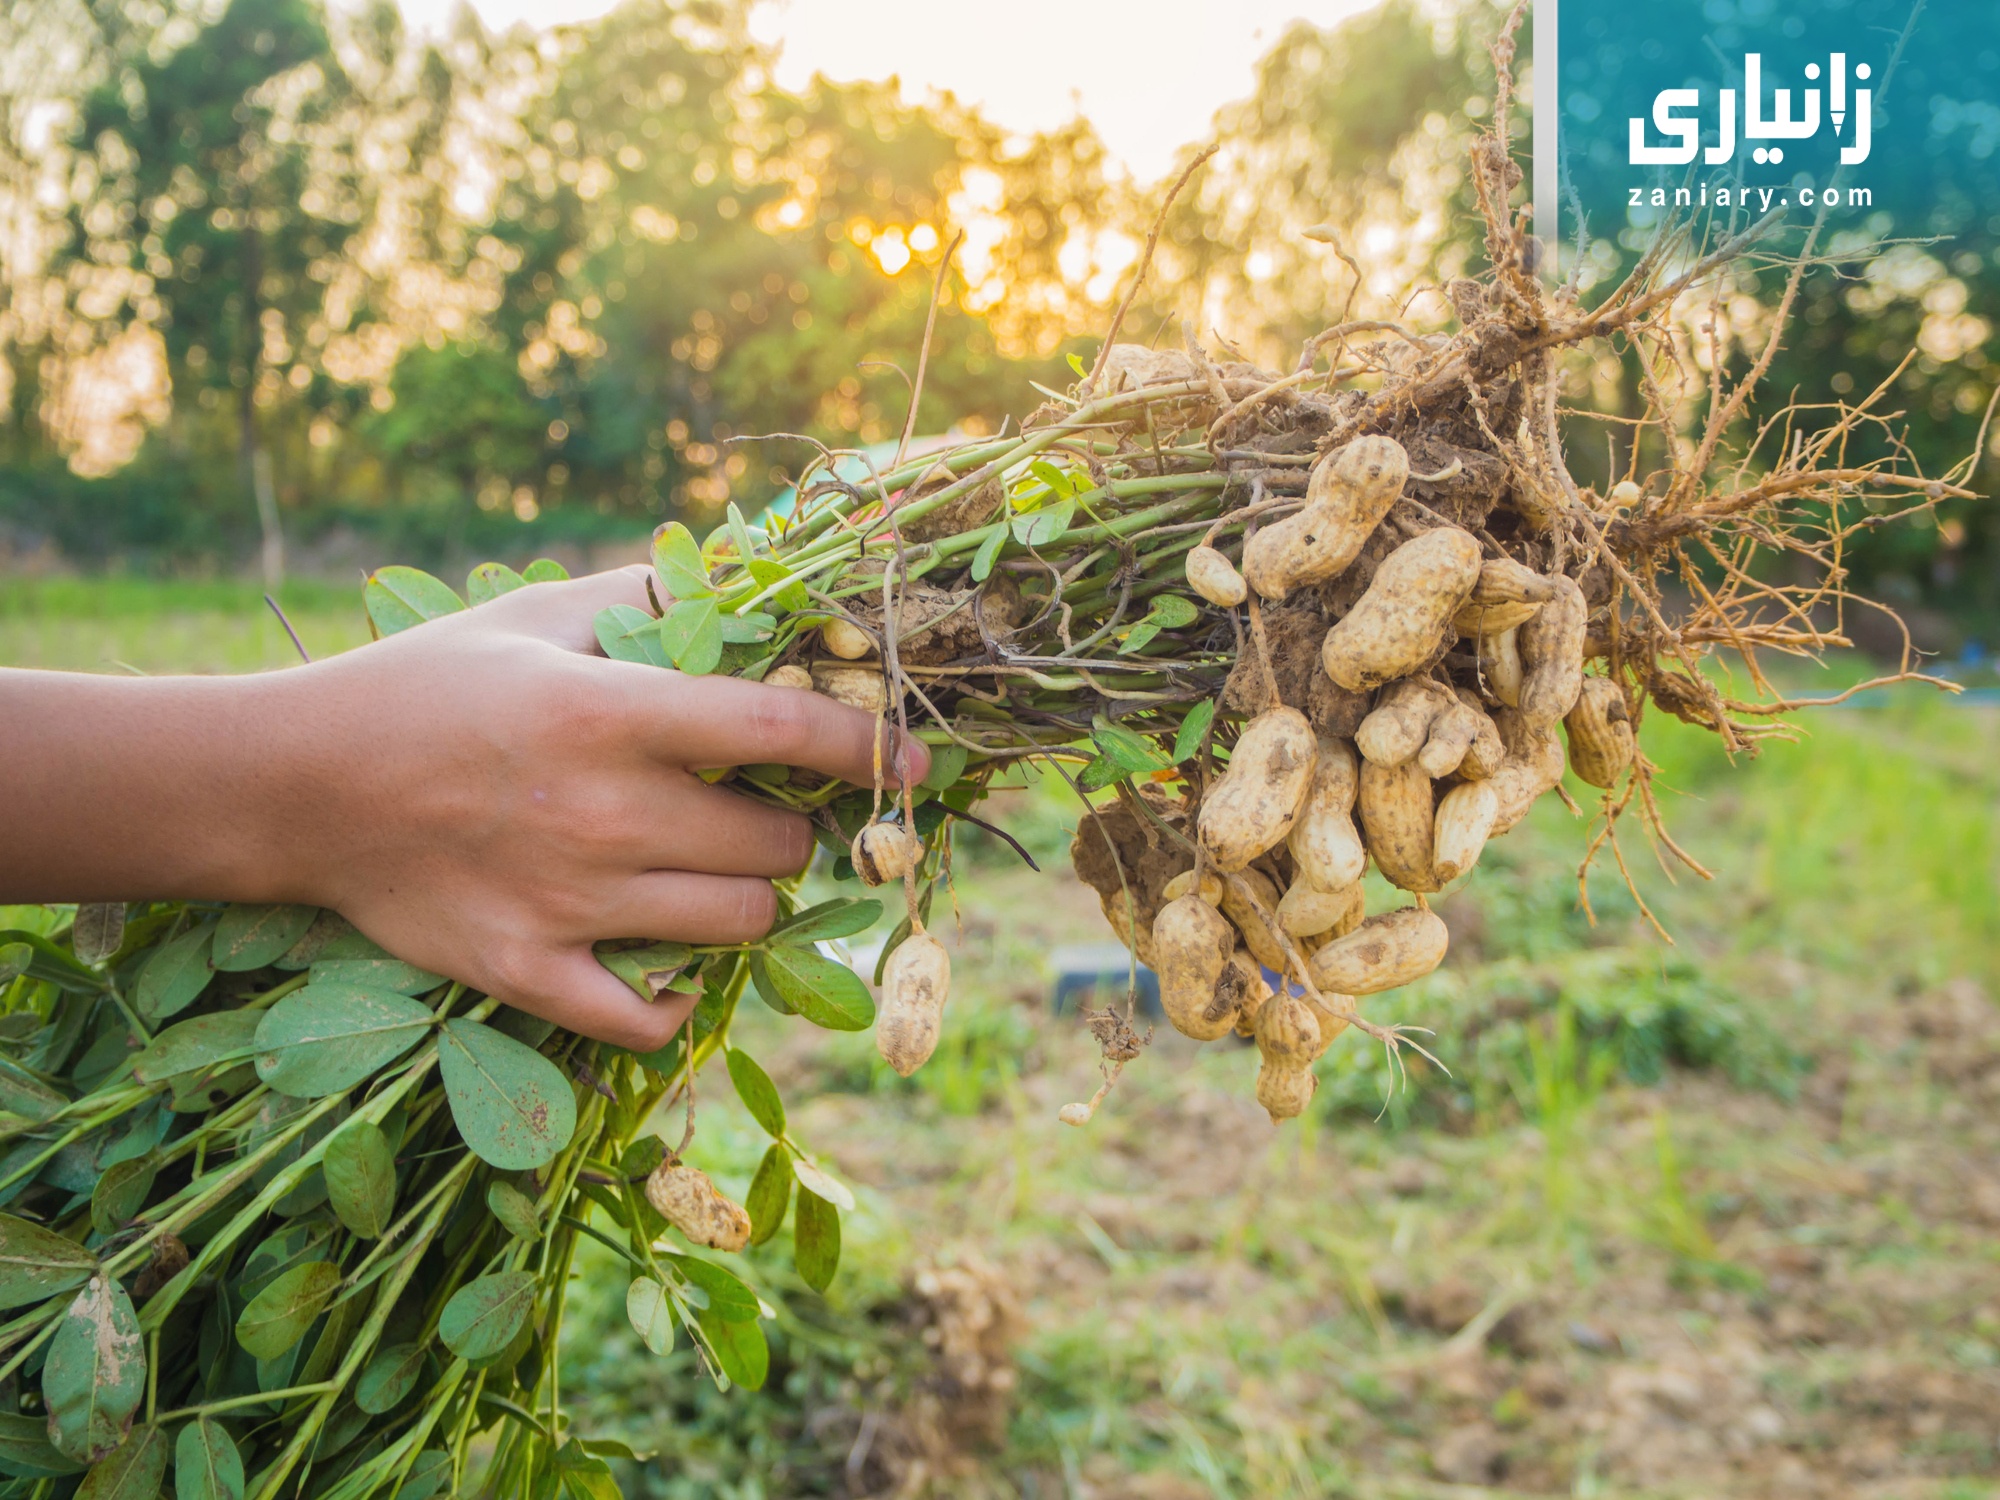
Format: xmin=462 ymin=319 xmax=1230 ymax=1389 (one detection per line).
xmin=10 ymin=588 xmax=1998 ymax=1498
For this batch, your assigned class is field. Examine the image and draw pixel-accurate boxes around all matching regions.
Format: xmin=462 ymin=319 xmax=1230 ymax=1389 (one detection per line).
xmin=7 ymin=582 xmax=2000 ymax=1499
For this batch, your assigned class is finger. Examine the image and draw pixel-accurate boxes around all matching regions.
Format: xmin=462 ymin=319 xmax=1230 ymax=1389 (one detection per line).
xmin=489 ymin=564 xmax=655 ymax=653
xmin=639 ymin=782 xmax=815 ymax=878
xmin=495 ymin=948 xmax=698 ymax=1052
xmin=614 ymin=669 xmax=931 ymax=787
xmin=598 ymin=870 xmax=780 ymax=946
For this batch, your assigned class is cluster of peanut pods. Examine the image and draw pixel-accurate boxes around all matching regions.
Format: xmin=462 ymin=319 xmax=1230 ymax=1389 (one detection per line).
xmin=1141 ymin=436 xmax=1637 ymax=1121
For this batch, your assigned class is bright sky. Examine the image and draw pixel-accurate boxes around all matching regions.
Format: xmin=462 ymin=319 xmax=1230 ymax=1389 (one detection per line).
xmin=396 ymin=0 xmax=1381 ymax=181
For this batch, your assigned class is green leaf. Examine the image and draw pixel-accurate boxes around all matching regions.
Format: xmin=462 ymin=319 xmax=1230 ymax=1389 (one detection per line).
xmin=234 ymin=1262 xmax=340 ymax=1360
xmin=580 ymin=1438 xmax=653 ymax=1462
xmin=212 ymin=905 xmax=318 ymax=974
xmin=1147 ymin=592 xmax=1200 ymax=628
xmin=521 ymin=558 xmax=570 ymax=583
xmin=0 ymin=929 xmax=104 ymax=992
xmin=437 ymin=1021 xmax=577 ymax=1170
xmin=75 ymin=1422 xmax=165 ymax=1500
xmin=743 ymin=557 xmax=807 ymax=612
xmin=618 ymin=1135 xmax=667 ymax=1180
xmin=438 ymin=1270 xmax=535 ymax=1362
xmin=717 ymin=610 xmax=776 ymax=644
xmin=920 ymin=743 xmax=969 ymax=791
xmin=969 ymin=525 xmax=1006 ymax=583
xmin=1075 ymin=754 xmax=1125 ymax=793
xmin=765 ymin=898 xmax=882 ymax=945
xmin=553 ymin=1438 xmax=623 ymax=1500
xmin=323 ymin=1123 xmax=395 ymax=1239
xmin=1067 ymin=351 xmax=1088 ymax=377
xmin=670 ymin=1256 xmax=759 ymax=1323
xmin=1117 ymin=620 xmax=1162 ymax=655
xmin=174 ymin=1417 xmax=243 ymax=1500
xmin=0 ymin=942 xmax=29 ymax=987
xmin=354 ymin=1342 xmax=426 ymax=1415
xmin=0 ymin=1412 xmax=84 ymax=1478
xmin=594 ymin=604 xmax=670 ymax=668
xmin=133 ymin=1012 xmax=263 ymax=1086
xmin=466 ymin=561 xmax=527 ymax=604
xmin=1092 ymin=717 xmax=1173 ymax=776
xmin=70 ymin=904 xmax=125 ymax=966
xmin=724 ymin=1050 xmax=785 ymax=1138
xmin=392 ymin=1450 xmax=452 ymax=1500
xmin=0 ymin=1057 xmax=65 ymax=1123
xmin=659 ymin=597 xmax=722 ymax=675
xmin=363 ymin=566 xmax=465 ymax=636
xmin=726 ymin=503 xmax=760 ymax=564
xmin=1173 ymin=699 xmax=1216 ymax=765
xmin=1012 ymin=497 xmax=1075 ymax=548
xmin=696 ymin=1307 xmax=768 ymax=1390
xmin=90 ymin=1156 xmax=156 ymax=1235
xmin=747 ymin=946 xmax=874 ymax=1032
xmin=793 ymin=1187 xmax=841 ymax=1294
xmin=253 ymin=984 xmax=434 ymax=1098
xmin=134 ymin=927 xmax=214 ymax=1021
xmin=650 ymin=522 xmax=713 ymax=599
xmin=790 ymin=1156 xmax=856 ymax=1212
xmin=44 ymin=1276 xmax=143 ymax=1463
xmin=487 ymin=1180 xmax=541 ymax=1240
xmin=744 ymin=1146 xmax=792 ymax=1248
xmin=624 ymin=1277 xmax=674 ymax=1355
xmin=594 ymin=941 xmax=693 ymax=1001
xmin=307 ymin=956 xmax=445 ymax=996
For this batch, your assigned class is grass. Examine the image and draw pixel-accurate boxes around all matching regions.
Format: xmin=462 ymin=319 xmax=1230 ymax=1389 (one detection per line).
xmin=9 ymin=587 xmax=2000 ymax=1497
xmin=0 ymin=576 xmax=369 ymax=672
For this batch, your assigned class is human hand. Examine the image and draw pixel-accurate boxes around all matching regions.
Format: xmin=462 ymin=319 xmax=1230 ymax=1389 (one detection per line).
xmin=0 ymin=565 xmax=925 ymax=1051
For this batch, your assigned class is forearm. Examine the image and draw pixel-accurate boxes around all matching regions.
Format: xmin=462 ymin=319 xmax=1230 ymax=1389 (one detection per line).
xmin=0 ymin=666 xmax=309 ymax=904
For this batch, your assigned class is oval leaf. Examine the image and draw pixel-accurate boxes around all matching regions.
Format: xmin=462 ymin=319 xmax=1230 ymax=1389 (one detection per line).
xmin=793 ymin=1187 xmax=841 ymax=1294
xmin=0 ymin=1412 xmax=84 ymax=1478
xmin=668 ymin=1256 xmax=759 ymax=1323
xmin=76 ymin=1422 xmax=166 ymax=1500
xmin=920 ymin=743 xmax=969 ymax=791
xmin=521 ymin=557 xmax=569 ymax=583
xmin=466 ymin=561 xmax=527 ymax=604
xmin=744 ymin=1145 xmax=792 ymax=1248
xmin=134 ymin=927 xmax=214 ymax=1022
xmin=595 ymin=940 xmax=693 ymax=1000
xmin=235 ymin=1261 xmax=341 ymax=1361
xmin=437 ymin=1020 xmax=576 ymax=1170
xmin=695 ymin=1306 xmax=768 ymax=1391
xmin=1172 ymin=699 xmax=1216 ymax=765
xmin=438 ymin=1270 xmax=535 ymax=1362
xmin=625 ymin=1277 xmax=674 ymax=1355
xmin=765 ymin=899 xmax=882 ymax=945
xmin=134 ymin=1012 xmax=263 ymax=1087
xmin=70 ymin=904 xmax=126 ymax=967
xmin=0 ymin=1213 xmax=100 ymax=1310
xmin=659 ymin=596 xmax=722 ymax=675
xmin=392 ymin=1449 xmax=452 ymax=1500
xmin=90 ymin=1156 xmax=157 ymax=1236
xmin=212 ymin=905 xmax=318 ymax=974
xmin=354 ymin=1342 xmax=426 ymax=1415
xmin=748 ymin=946 xmax=874 ymax=1032
xmin=486 ymin=1181 xmax=541 ymax=1241
xmin=323 ymin=1123 xmax=395 ymax=1240
xmin=789 ymin=1156 xmax=856 ymax=1213
xmin=651 ymin=521 xmax=713 ymax=599
xmin=174 ymin=1417 xmax=243 ymax=1500
xmin=594 ymin=604 xmax=670 ymax=667
xmin=307 ymin=957 xmax=445 ymax=996
xmin=44 ymin=1276 xmax=144 ymax=1464
xmin=724 ymin=1050 xmax=785 ymax=1139
xmin=364 ymin=566 xmax=465 ymax=636
xmin=253 ymin=984 xmax=434 ymax=1098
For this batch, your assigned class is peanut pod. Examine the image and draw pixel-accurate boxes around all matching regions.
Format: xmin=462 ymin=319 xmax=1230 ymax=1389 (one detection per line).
xmin=877 ymin=932 xmax=951 ymax=1076
xmin=646 ymin=1163 xmax=753 ymax=1253
xmin=1308 ymin=905 xmax=1450 ymax=995
xmin=1319 ymin=526 xmax=1483 ymax=692
xmin=821 ymin=617 xmax=874 ymax=659
xmin=851 ymin=822 xmax=918 ymax=886
xmin=1219 ymin=867 xmax=1288 ymax=972
xmin=1432 ymin=780 xmax=1499 ymax=883
xmin=1452 ymin=687 xmax=1507 ymax=779
xmin=1488 ymin=708 xmax=1567 ymax=834
xmin=1151 ymin=895 xmax=1240 ymax=1042
xmin=1240 ymin=435 xmax=1409 ymax=600
xmin=1355 ymin=677 xmax=1452 ymax=768
xmin=1276 ymin=875 xmax=1363 ymax=939
xmin=1287 ymin=736 xmax=1366 ymax=892
xmin=1357 ymin=757 xmax=1439 ymax=893
xmin=1186 ymin=544 xmax=1248 ymax=607
xmin=1564 ymin=675 xmax=1635 ymax=788
xmin=1196 ymin=706 xmax=1317 ymax=871
xmin=1415 ymin=698 xmax=1488 ymax=780
xmin=1518 ymin=574 xmax=1587 ymax=729
xmin=813 ymin=663 xmax=889 ymax=714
